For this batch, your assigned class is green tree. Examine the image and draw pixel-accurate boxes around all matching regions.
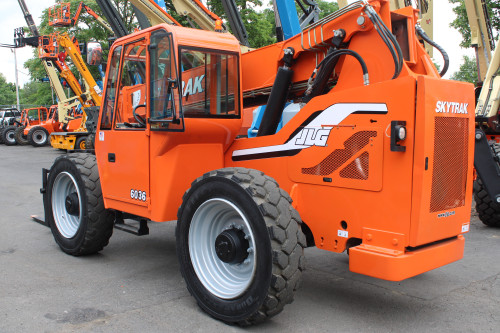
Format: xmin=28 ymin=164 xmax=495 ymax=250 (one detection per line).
xmin=19 ymin=80 xmax=53 ymax=106
xmin=206 ymin=0 xmax=339 ymax=48
xmin=449 ymin=0 xmax=500 ymax=48
xmin=0 ymin=73 xmax=17 ymax=106
xmin=450 ymin=55 xmax=478 ymax=83
xmin=449 ymin=0 xmax=500 ymax=81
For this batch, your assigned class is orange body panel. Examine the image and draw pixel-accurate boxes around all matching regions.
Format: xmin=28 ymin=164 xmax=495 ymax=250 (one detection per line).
xmin=24 ymin=105 xmax=61 ymax=135
xmin=95 ymin=0 xmax=475 ymax=281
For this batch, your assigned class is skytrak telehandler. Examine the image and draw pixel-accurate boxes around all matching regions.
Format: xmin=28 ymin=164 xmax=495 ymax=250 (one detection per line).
xmin=42 ymin=0 xmax=475 ymax=326
xmin=22 ymin=105 xmax=63 ymax=147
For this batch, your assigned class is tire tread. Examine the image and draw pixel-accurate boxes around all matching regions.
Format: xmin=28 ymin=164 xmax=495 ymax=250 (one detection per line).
xmin=474 ymin=178 xmax=500 ymax=227
xmin=178 ymin=167 xmax=306 ymax=326
xmin=50 ymin=153 xmax=114 ymax=255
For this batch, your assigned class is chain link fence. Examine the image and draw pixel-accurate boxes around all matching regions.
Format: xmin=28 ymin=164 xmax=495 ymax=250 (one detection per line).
xmin=0 ymin=104 xmax=53 ymax=111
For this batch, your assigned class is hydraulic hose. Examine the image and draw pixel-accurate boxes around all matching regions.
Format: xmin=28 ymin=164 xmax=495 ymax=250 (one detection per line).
xmin=313 ymin=49 xmax=369 ymax=84
xmin=364 ymin=4 xmax=403 ymax=79
xmin=304 ymin=48 xmax=369 ymax=102
xmin=415 ymin=24 xmax=449 ymax=77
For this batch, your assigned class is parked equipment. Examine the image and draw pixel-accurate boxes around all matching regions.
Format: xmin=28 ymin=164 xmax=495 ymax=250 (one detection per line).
xmin=0 ymin=108 xmax=21 ymax=144
xmin=464 ymin=0 xmax=500 ymax=227
xmin=1 ymin=107 xmax=48 ymax=146
xmin=22 ymin=105 xmax=62 ymax=147
xmin=48 ymin=1 xmax=114 ymax=34
xmin=42 ymin=0 xmax=474 ymax=325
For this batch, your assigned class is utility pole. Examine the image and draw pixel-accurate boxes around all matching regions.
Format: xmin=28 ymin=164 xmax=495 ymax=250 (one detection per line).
xmin=12 ymin=48 xmax=21 ymax=111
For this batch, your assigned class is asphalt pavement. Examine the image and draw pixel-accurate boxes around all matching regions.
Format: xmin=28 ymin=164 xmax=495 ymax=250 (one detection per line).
xmin=1 ymin=144 xmax=499 ymax=332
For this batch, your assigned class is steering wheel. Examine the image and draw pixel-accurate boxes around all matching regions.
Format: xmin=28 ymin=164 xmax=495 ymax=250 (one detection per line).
xmin=132 ymin=104 xmax=146 ymax=127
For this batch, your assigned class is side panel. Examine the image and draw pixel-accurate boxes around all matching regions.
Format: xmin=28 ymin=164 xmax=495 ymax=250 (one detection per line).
xmin=409 ymin=77 xmax=475 ymax=246
xmin=227 ymin=77 xmax=417 ymax=253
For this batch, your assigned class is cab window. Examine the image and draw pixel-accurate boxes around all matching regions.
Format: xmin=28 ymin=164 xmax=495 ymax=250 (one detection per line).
xmin=114 ymin=40 xmax=147 ymax=129
xmin=179 ymin=48 xmax=239 ymax=118
xmin=100 ymin=45 xmax=122 ymax=130
xmin=149 ymin=29 xmax=183 ymax=131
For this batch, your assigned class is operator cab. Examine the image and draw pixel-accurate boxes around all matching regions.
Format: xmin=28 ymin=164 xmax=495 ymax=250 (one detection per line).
xmin=96 ymin=24 xmax=242 ymax=217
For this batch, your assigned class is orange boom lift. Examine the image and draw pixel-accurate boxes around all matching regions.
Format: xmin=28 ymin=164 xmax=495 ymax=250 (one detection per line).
xmin=42 ymin=0 xmax=475 ymax=325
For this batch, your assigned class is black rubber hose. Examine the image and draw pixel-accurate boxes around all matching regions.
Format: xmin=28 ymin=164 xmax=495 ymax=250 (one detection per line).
xmin=364 ymin=5 xmax=403 ymax=79
xmin=304 ymin=48 xmax=369 ymax=102
xmin=314 ymin=49 xmax=369 ymax=80
xmin=380 ymin=18 xmax=403 ymax=76
xmin=415 ymin=25 xmax=449 ymax=77
xmin=372 ymin=13 xmax=403 ymax=78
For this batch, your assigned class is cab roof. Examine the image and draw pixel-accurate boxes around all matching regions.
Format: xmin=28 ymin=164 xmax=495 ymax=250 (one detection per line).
xmin=115 ymin=23 xmax=241 ymax=54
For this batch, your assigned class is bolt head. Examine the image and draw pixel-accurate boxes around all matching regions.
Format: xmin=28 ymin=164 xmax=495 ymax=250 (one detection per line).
xmin=476 ymin=133 xmax=482 ymax=140
xmin=496 ymin=196 xmax=500 ymax=203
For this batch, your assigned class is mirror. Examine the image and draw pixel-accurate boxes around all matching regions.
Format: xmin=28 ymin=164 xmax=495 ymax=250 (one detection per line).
xmin=87 ymin=42 xmax=103 ymax=66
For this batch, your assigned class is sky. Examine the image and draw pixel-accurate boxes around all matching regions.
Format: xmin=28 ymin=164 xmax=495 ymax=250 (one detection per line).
xmin=0 ymin=0 xmax=474 ymax=88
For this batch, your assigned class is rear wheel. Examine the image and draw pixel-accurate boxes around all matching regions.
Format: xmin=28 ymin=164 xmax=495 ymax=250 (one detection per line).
xmin=176 ymin=168 xmax=306 ymax=325
xmin=2 ymin=126 xmax=17 ymax=146
xmin=14 ymin=126 xmax=28 ymax=145
xmin=75 ymin=136 xmax=87 ymax=150
xmin=45 ymin=153 xmax=114 ymax=255
xmin=28 ymin=126 xmax=50 ymax=147
xmin=473 ymin=178 xmax=500 ymax=227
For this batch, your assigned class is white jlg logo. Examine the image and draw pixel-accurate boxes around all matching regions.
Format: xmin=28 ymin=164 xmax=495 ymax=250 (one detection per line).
xmin=435 ymin=101 xmax=468 ymax=114
xmin=295 ymin=127 xmax=333 ymax=147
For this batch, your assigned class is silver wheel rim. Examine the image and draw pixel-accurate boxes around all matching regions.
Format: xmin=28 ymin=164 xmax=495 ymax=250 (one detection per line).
xmin=189 ymin=198 xmax=256 ymax=299
xmin=33 ymin=130 xmax=47 ymax=144
xmin=51 ymin=171 xmax=82 ymax=238
xmin=6 ymin=130 xmax=15 ymax=143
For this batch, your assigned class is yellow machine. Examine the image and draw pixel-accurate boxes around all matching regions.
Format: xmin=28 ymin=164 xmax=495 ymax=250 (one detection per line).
xmin=48 ymin=33 xmax=103 ymax=150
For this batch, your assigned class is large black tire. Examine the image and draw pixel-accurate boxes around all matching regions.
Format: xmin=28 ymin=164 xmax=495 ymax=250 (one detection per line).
xmin=75 ymin=136 xmax=87 ymax=150
xmin=14 ymin=126 xmax=28 ymax=145
xmin=28 ymin=126 xmax=50 ymax=147
xmin=473 ymin=178 xmax=500 ymax=227
xmin=176 ymin=168 xmax=306 ymax=325
xmin=45 ymin=153 xmax=114 ymax=255
xmin=0 ymin=127 xmax=4 ymax=144
xmin=85 ymin=133 xmax=95 ymax=150
xmin=2 ymin=126 xmax=18 ymax=146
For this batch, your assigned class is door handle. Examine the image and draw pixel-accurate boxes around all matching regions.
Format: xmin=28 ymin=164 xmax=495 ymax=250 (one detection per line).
xmin=108 ymin=153 xmax=115 ymax=162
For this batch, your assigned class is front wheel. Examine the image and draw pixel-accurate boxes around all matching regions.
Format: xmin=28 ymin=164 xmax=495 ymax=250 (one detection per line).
xmin=176 ymin=168 xmax=306 ymax=325
xmin=75 ymin=136 xmax=87 ymax=150
xmin=28 ymin=126 xmax=49 ymax=147
xmin=45 ymin=153 xmax=114 ymax=255
xmin=1 ymin=126 xmax=17 ymax=146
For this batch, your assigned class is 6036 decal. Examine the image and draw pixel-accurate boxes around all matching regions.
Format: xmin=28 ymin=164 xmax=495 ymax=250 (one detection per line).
xmin=130 ymin=189 xmax=146 ymax=202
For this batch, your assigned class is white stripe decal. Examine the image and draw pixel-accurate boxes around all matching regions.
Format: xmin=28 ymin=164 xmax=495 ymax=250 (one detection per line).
xmin=233 ymin=103 xmax=388 ymax=158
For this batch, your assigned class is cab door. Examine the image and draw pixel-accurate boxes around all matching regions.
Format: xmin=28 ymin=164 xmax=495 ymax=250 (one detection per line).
xmin=97 ymin=35 xmax=151 ymax=217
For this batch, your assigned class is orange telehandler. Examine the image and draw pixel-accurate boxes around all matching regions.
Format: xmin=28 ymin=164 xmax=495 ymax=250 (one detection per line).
xmin=22 ymin=105 xmax=62 ymax=147
xmin=41 ymin=0 xmax=475 ymax=325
